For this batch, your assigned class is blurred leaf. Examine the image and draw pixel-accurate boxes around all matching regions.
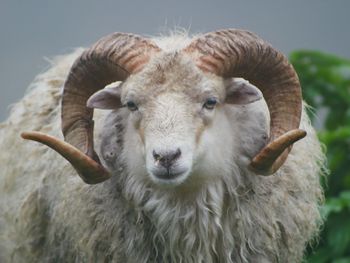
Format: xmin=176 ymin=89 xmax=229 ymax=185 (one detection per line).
xmin=326 ymin=213 xmax=350 ymax=256
xmin=306 ymin=247 xmax=331 ymax=263
xmin=322 ymin=198 xmax=344 ymax=218
xmin=334 ymin=259 xmax=350 ymax=263
xmin=318 ymin=128 xmax=350 ymax=145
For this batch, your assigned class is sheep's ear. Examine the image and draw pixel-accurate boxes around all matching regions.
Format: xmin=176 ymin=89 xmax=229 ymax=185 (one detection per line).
xmin=225 ymin=78 xmax=262 ymax=105
xmin=87 ymin=84 xmax=122 ymax=109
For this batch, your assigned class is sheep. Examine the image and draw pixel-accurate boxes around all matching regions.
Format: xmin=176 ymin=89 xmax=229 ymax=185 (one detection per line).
xmin=0 ymin=29 xmax=326 ymax=263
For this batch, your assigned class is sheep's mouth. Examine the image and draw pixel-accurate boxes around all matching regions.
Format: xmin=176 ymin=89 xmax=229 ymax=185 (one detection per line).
xmin=153 ymin=169 xmax=185 ymax=180
xmin=150 ymin=167 xmax=189 ymax=184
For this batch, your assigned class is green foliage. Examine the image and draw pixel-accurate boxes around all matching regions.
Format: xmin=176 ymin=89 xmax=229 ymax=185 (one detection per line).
xmin=290 ymin=51 xmax=350 ymax=262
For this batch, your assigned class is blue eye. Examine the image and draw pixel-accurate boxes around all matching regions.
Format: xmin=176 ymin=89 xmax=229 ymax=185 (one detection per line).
xmin=203 ymin=98 xmax=217 ymax=110
xmin=126 ymin=101 xmax=138 ymax=111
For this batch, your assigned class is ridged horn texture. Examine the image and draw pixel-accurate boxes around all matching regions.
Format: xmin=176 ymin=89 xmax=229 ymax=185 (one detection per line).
xmin=183 ymin=29 xmax=306 ymax=175
xmin=23 ymin=33 xmax=161 ymax=184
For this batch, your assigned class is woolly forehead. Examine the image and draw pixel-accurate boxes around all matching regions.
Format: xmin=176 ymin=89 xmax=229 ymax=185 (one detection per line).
xmin=121 ymin=52 xmax=225 ymax=102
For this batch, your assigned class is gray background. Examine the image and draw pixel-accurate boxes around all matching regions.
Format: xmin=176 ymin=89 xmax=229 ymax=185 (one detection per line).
xmin=1 ymin=0 xmax=349 ymax=121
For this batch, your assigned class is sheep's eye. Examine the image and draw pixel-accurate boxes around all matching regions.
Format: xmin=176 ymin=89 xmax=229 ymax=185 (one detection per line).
xmin=203 ymin=98 xmax=217 ymax=110
xmin=126 ymin=101 xmax=138 ymax=111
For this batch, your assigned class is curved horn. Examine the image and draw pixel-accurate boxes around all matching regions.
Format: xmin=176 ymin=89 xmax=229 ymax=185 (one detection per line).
xmin=184 ymin=29 xmax=306 ymax=175
xmin=21 ymin=131 xmax=110 ymax=184
xmin=22 ymin=33 xmax=161 ymax=184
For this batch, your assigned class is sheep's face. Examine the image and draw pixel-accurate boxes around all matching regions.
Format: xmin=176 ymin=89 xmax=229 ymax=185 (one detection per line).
xmin=89 ymin=53 xmax=263 ymax=187
xmin=126 ymin=89 xmax=222 ymax=186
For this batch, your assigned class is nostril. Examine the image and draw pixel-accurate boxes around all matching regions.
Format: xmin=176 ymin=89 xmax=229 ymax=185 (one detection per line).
xmin=173 ymin=148 xmax=181 ymax=160
xmin=153 ymin=150 xmax=161 ymax=161
xmin=153 ymin=148 xmax=182 ymax=169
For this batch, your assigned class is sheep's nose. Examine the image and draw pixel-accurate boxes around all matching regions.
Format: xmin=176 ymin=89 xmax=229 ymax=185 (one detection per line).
xmin=153 ymin=149 xmax=181 ymax=169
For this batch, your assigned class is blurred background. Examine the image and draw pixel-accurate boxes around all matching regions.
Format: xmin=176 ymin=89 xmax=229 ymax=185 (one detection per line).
xmin=1 ymin=0 xmax=349 ymax=121
xmin=1 ymin=1 xmax=349 ymax=262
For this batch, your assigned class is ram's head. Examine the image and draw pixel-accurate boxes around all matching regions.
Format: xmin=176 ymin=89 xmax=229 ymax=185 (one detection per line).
xmin=22 ymin=29 xmax=306 ymax=185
